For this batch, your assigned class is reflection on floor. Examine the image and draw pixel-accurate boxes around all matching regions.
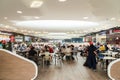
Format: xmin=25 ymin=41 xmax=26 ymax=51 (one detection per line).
xmin=35 ymin=55 xmax=109 ymax=80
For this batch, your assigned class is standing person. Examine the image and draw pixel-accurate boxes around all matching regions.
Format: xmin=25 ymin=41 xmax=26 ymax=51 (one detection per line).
xmin=84 ymin=42 xmax=97 ymax=71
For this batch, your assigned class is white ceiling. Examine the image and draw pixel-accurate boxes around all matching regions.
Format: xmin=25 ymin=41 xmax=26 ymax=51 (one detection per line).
xmin=0 ymin=0 xmax=120 ymax=39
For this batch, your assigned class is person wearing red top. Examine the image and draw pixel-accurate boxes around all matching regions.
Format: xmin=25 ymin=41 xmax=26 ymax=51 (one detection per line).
xmin=49 ymin=46 xmax=54 ymax=53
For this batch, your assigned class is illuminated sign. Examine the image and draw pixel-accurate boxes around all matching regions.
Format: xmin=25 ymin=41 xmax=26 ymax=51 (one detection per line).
xmin=113 ymin=29 xmax=120 ymax=33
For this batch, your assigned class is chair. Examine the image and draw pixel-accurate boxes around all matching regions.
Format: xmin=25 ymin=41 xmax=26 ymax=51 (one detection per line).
xmin=97 ymin=56 xmax=104 ymax=69
xmin=65 ymin=53 xmax=72 ymax=63
xmin=43 ymin=54 xmax=51 ymax=66
xmin=107 ymin=59 xmax=120 ymax=80
xmin=54 ymin=53 xmax=62 ymax=67
xmin=115 ymin=52 xmax=120 ymax=58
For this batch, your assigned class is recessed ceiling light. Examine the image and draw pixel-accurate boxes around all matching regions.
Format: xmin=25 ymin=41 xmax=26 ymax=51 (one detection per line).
xmin=4 ymin=17 xmax=8 ymax=20
xmin=35 ymin=32 xmax=38 ymax=34
xmin=0 ymin=24 xmax=3 ymax=26
xmin=59 ymin=0 xmax=67 ymax=2
xmin=28 ymin=31 xmax=31 ymax=33
xmin=34 ymin=16 xmax=40 ymax=19
xmin=111 ymin=17 xmax=116 ymax=21
xmin=17 ymin=11 xmax=22 ymax=14
xmin=5 ymin=25 xmax=9 ymax=28
xmin=30 ymin=1 xmax=43 ymax=8
xmin=83 ymin=17 xmax=88 ymax=19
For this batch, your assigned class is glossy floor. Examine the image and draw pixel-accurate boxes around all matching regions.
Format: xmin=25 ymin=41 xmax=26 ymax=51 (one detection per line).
xmin=35 ymin=55 xmax=109 ymax=80
xmin=0 ymin=50 xmax=36 ymax=80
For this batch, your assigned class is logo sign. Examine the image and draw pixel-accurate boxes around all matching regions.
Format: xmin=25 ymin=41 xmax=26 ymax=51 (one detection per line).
xmin=113 ymin=29 xmax=120 ymax=33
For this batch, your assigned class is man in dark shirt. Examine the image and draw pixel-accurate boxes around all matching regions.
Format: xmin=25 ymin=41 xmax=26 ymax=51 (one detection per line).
xmin=29 ymin=47 xmax=37 ymax=56
xmin=28 ymin=47 xmax=37 ymax=63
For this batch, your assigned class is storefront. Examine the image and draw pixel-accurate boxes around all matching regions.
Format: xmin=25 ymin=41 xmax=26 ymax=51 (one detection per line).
xmin=106 ymin=27 xmax=120 ymax=45
xmin=84 ymin=36 xmax=92 ymax=42
xmin=24 ymin=36 xmax=32 ymax=42
xmin=71 ymin=38 xmax=83 ymax=43
xmin=15 ymin=35 xmax=24 ymax=42
xmin=0 ymin=32 xmax=12 ymax=42
xmin=96 ymin=31 xmax=106 ymax=44
xmin=64 ymin=39 xmax=72 ymax=43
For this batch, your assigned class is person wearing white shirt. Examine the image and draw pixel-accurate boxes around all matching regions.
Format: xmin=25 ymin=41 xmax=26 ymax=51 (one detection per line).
xmin=43 ymin=50 xmax=51 ymax=65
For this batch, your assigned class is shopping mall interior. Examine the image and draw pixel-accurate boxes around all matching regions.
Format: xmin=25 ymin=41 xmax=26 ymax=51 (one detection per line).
xmin=0 ymin=0 xmax=120 ymax=80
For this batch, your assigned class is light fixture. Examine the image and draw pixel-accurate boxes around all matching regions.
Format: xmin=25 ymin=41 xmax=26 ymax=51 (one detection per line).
xmin=21 ymin=30 xmax=24 ymax=32
xmin=28 ymin=31 xmax=31 ymax=33
xmin=5 ymin=25 xmax=9 ymax=28
xmin=0 ymin=24 xmax=3 ymax=26
xmin=17 ymin=11 xmax=22 ymax=14
xmin=34 ymin=16 xmax=40 ymax=19
xmin=116 ymin=37 xmax=119 ymax=40
xmin=111 ymin=17 xmax=116 ymax=21
xmin=30 ymin=1 xmax=43 ymax=8
xmin=4 ymin=17 xmax=8 ymax=20
xmin=35 ymin=32 xmax=38 ymax=34
xmin=83 ymin=17 xmax=88 ymax=20
xmin=59 ymin=0 xmax=67 ymax=2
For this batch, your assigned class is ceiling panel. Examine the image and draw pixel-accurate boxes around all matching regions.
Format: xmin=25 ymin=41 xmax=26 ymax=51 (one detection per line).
xmin=0 ymin=0 xmax=120 ymax=39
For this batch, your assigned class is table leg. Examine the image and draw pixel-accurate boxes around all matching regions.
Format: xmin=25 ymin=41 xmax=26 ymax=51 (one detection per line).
xmin=55 ymin=55 xmax=56 ymax=66
xmin=106 ymin=60 xmax=109 ymax=69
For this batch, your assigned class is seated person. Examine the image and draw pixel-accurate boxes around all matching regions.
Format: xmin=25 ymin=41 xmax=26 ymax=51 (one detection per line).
xmin=43 ymin=50 xmax=52 ymax=65
xmin=61 ymin=46 xmax=66 ymax=60
xmin=65 ymin=46 xmax=72 ymax=61
xmin=99 ymin=45 xmax=105 ymax=53
xmin=28 ymin=47 xmax=37 ymax=63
